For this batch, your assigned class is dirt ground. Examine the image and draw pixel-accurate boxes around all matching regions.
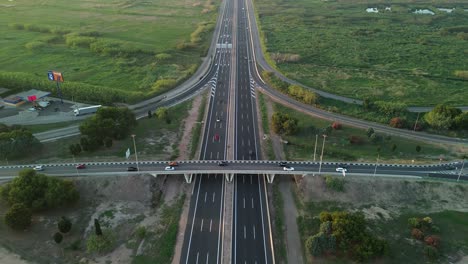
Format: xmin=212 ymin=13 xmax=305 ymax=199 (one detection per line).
xmin=297 ymin=176 xmax=468 ymax=218
xmin=0 ymin=174 xmax=188 ymax=264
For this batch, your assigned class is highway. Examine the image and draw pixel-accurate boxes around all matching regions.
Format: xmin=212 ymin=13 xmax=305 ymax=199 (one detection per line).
xmin=180 ymin=0 xmax=233 ymax=261
xmin=233 ymin=0 xmax=274 ymax=262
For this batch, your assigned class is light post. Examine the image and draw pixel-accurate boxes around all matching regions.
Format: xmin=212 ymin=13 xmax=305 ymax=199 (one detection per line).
xmin=457 ymin=159 xmax=465 ymax=182
xmin=131 ymin=134 xmax=139 ymax=171
xmin=313 ymin=134 xmax=318 ymax=162
xmin=318 ymin=135 xmax=327 ymax=174
xmin=413 ymin=112 xmax=420 ymax=131
xmin=373 ymin=154 xmax=380 ymax=177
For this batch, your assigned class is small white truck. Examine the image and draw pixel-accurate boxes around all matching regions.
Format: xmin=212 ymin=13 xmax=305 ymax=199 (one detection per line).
xmin=73 ymin=105 xmax=102 ymax=116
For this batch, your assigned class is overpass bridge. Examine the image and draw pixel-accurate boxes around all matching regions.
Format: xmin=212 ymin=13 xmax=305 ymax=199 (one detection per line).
xmin=0 ymin=160 xmax=465 ymax=183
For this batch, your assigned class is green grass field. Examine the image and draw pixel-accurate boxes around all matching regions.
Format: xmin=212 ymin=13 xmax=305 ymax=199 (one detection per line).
xmin=273 ymin=103 xmax=461 ymax=163
xmin=253 ymin=0 xmax=468 ymax=106
xmin=0 ymin=0 xmax=217 ymax=103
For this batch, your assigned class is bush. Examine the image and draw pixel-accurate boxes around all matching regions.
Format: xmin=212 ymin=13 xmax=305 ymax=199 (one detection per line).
xmin=53 ymin=232 xmax=63 ymax=244
xmin=325 ymin=176 xmax=345 ymax=192
xmin=86 ymin=231 xmax=114 ymax=253
xmin=349 ymin=135 xmax=363 ymax=145
xmin=389 ymin=117 xmax=406 ymax=128
xmin=4 ymin=203 xmax=32 ymax=230
xmin=331 ymin=122 xmax=342 ymax=130
xmin=65 ymin=34 xmax=96 ymax=48
xmin=152 ymin=79 xmax=177 ymax=94
xmin=271 ymin=112 xmax=298 ymax=135
xmin=135 ymin=226 xmax=147 ymax=239
xmin=58 ymin=216 xmax=72 ymax=233
xmin=25 ymin=41 xmax=46 ymax=50
xmin=411 ymin=228 xmax=424 ymax=240
xmin=424 ymin=235 xmax=440 ymax=248
xmin=423 ymin=246 xmax=439 ymax=260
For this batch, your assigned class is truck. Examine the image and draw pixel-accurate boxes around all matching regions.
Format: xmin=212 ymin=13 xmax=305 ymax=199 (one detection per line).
xmin=73 ymin=105 xmax=102 ymax=116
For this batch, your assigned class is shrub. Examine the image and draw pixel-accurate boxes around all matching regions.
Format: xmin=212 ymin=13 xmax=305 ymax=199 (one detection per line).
xmin=389 ymin=117 xmax=406 ymax=128
xmin=424 ymin=235 xmax=440 ymax=248
xmin=411 ymin=228 xmax=424 ymax=240
xmin=135 ymin=226 xmax=147 ymax=239
xmin=58 ymin=216 xmax=72 ymax=233
xmin=9 ymin=23 xmax=25 ymax=30
xmin=349 ymin=135 xmax=363 ymax=145
xmin=65 ymin=34 xmax=96 ymax=48
xmin=423 ymin=246 xmax=439 ymax=260
xmin=152 ymin=79 xmax=177 ymax=94
xmin=454 ymin=70 xmax=468 ymax=79
xmin=4 ymin=203 xmax=32 ymax=230
xmin=325 ymin=176 xmax=345 ymax=192
xmin=319 ymin=211 xmax=332 ymax=223
xmin=53 ymin=232 xmax=63 ymax=244
xmin=86 ymin=231 xmax=114 ymax=253
xmin=331 ymin=122 xmax=342 ymax=130
xmin=25 ymin=41 xmax=47 ymax=50
xmin=155 ymin=53 xmax=172 ymax=62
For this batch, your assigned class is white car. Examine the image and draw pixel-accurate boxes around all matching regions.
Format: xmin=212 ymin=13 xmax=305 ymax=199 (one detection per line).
xmin=283 ymin=166 xmax=294 ymax=171
xmin=164 ymin=166 xmax=175 ymax=171
xmin=33 ymin=165 xmax=44 ymax=171
xmin=336 ymin=167 xmax=347 ymax=173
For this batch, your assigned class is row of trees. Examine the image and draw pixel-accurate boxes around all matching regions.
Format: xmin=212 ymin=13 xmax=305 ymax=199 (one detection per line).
xmin=0 ymin=169 xmax=79 ymax=230
xmin=0 ymin=124 xmax=42 ymax=159
xmin=408 ymin=216 xmax=441 ymax=260
xmin=306 ymin=211 xmax=388 ymax=262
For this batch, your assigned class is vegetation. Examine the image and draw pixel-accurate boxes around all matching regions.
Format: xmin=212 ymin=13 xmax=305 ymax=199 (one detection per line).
xmin=0 ymin=124 xmax=42 ymax=160
xmin=4 ymin=203 xmax=32 ymax=230
xmin=424 ymin=104 xmax=465 ymax=130
xmin=258 ymin=93 xmax=270 ymax=133
xmin=0 ymin=169 xmax=79 ymax=212
xmin=78 ymin=107 xmax=137 ymax=152
xmin=58 ymin=216 xmax=72 ymax=234
xmin=53 ymin=232 xmax=63 ymax=244
xmin=254 ymin=0 xmax=468 ymax=105
xmin=86 ymin=231 xmax=114 ymax=253
xmin=190 ymin=96 xmax=207 ymax=159
xmin=273 ymin=103 xmax=458 ymax=162
xmin=271 ymin=111 xmax=298 ymax=135
xmin=324 ymin=176 xmax=345 ymax=192
xmin=0 ymin=0 xmax=218 ymax=104
xmin=305 ymin=211 xmax=388 ymax=262
xmin=272 ymin=183 xmax=286 ymax=261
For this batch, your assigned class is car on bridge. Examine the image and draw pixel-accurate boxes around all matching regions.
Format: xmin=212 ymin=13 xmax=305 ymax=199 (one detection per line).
xmin=278 ymin=162 xmax=288 ymax=167
xmin=34 ymin=165 xmax=44 ymax=171
xmin=168 ymin=161 xmax=178 ymax=166
xmin=218 ymin=161 xmax=228 ymax=166
xmin=165 ymin=166 xmax=175 ymax=171
xmin=127 ymin=167 xmax=138 ymax=171
xmin=283 ymin=166 xmax=294 ymax=171
xmin=76 ymin=164 xmax=86 ymax=169
xmin=336 ymin=167 xmax=347 ymax=173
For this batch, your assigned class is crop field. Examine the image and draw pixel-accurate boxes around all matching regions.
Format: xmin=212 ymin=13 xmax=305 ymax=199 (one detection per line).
xmin=253 ymin=0 xmax=468 ymax=106
xmin=0 ymin=0 xmax=218 ymax=103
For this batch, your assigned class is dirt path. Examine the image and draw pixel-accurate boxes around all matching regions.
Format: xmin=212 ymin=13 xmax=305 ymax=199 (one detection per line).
xmin=264 ymin=94 xmax=304 ymax=264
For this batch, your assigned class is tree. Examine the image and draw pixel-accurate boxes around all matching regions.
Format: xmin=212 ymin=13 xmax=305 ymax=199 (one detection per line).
xmin=271 ymin=112 xmax=298 ymax=135
xmin=4 ymin=203 xmax=32 ymax=230
xmin=319 ymin=211 xmax=332 ymax=223
xmin=391 ymin=144 xmax=397 ymax=152
xmin=389 ymin=117 xmax=406 ymax=128
xmin=425 ymin=235 xmax=440 ymax=248
xmin=0 ymin=125 xmax=42 ymax=159
xmin=69 ymin=143 xmax=82 ymax=156
xmin=53 ymin=232 xmax=63 ymax=244
xmin=104 ymin=137 xmax=113 ymax=148
xmin=80 ymin=137 xmax=90 ymax=152
xmin=363 ymin=98 xmax=373 ymax=110
xmin=58 ymin=216 xmax=72 ymax=233
xmin=366 ymin=127 xmax=375 ymax=138
xmin=423 ymin=246 xmax=439 ymax=260
xmin=94 ymin=218 xmax=103 ymax=236
xmin=424 ymin=104 xmax=462 ymax=130
xmin=331 ymin=122 xmax=342 ymax=130
xmin=454 ymin=112 xmax=468 ymax=129
xmin=411 ymin=228 xmax=424 ymax=240
xmin=416 ymin=145 xmax=421 ymax=153
xmin=155 ymin=107 xmax=168 ymax=121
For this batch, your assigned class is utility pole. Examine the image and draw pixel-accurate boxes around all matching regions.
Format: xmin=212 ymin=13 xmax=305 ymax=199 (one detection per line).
xmin=318 ymin=135 xmax=327 ymax=174
xmin=457 ymin=159 xmax=465 ymax=182
xmin=131 ymin=134 xmax=140 ymax=171
xmin=373 ymin=153 xmax=380 ymax=177
xmin=313 ymin=134 xmax=318 ymax=162
xmin=413 ymin=112 xmax=420 ymax=131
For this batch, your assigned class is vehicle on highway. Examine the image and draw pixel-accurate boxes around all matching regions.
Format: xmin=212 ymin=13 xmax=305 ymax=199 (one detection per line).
xmin=76 ymin=164 xmax=86 ymax=169
xmin=218 ymin=161 xmax=228 ymax=166
xmin=127 ymin=166 xmax=138 ymax=171
xmin=216 ymin=118 xmax=221 ymax=122
xmin=444 ymin=165 xmax=455 ymax=170
xmin=214 ymin=134 xmax=220 ymax=141
xmin=283 ymin=166 xmax=294 ymax=171
xmin=336 ymin=167 xmax=347 ymax=173
xmin=168 ymin=161 xmax=178 ymax=166
xmin=165 ymin=166 xmax=175 ymax=171
xmin=278 ymin=161 xmax=288 ymax=167
xmin=73 ymin=105 xmax=102 ymax=116
xmin=33 ymin=165 xmax=44 ymax=171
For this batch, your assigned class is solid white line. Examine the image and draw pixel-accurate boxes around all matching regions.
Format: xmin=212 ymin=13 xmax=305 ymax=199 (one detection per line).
xmin=213 ymin=192 xmax=216 ymax=203
xmin=253 ymin=225 xmax=256 ymax=239
xmin=201 ymin=218 xmax=204 ymax=232
xmin=185 ymin=175 xmax=203 ymax=264
xmin=252 ymin=197 xmax=254 ymax=208
xmin=217 ymin=152 xmax=220 ymax=159
xmin=243 ymin=197 xmax=245 ymax=208
xmin=243 ymin=175 xmax=245 ymax=183
xmin=191 ymin=174 xmax=198 ymax=195
xmin=196 ymin=252 xmax=199 ymax=264
xmin=210 ymin=219 xmax=213 ymax=232
xmin=244 ymin=225 xmax=246 ymax=239
xmin=234 ymin=177 xmax=238 ymax=264
xmin=205 ymin=192 xmax=207 ymax=202
xmin=206 ymin=252 xmax=209 ymax=264
xmin=217 ymin=175 xmax=225 ymax=264
xmin=250 ymin=175 xmax=253 ymax=184
xmin=258 ymin=175 xmax=269 ymax=263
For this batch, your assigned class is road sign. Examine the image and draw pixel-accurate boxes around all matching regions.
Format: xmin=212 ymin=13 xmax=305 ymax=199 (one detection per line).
xmin=125 ymin=148 xmax=131 ymax=159
xmin=47 ymin=71 xmax=54 ymax=81
xmin=47 ymin=71 xmax=64 ymax=82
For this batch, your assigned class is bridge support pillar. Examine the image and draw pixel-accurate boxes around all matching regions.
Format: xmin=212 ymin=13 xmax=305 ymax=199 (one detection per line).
xmin=184 ymin=173 xmax=193 ymax=183
xmin=150 ymin=173 xmax=158 ymax=178
xmin=265 ymin=174 xmax=276 ymax=183
xmin=225 ymin=173 xmax=234 ymax=182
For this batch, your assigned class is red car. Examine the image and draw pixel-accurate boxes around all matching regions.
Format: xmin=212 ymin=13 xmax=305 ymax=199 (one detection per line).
xmin=214 ymin=134 xmax=220 ymax=141
xmin=76 ymin=164 xmax=86 ymax=169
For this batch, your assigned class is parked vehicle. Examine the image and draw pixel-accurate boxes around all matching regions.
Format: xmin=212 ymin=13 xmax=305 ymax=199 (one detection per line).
xmin=168 ymin=161 xmax=179 ymax=166
xmin=37 ymin=101 xmax=50 ymax=108
xmin=165 ymin=166 xmax=175 ymax=171
xmin=127 ymin=166 xmax=138 ymax=171
xmin=76 ymin=164 xmax=86 ymax=169
xmin=73 ymin=105 xmax=102 ymax=116
xmin=34 ymin=165 xmax=44 ymax=171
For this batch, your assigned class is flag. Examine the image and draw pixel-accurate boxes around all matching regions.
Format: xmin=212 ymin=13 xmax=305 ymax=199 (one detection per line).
xmin=125 ymin=148 xmax=131 ymax=159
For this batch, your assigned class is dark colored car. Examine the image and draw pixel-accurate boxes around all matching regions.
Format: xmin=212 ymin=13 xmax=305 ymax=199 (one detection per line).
xmin=218 ymin=161 xmax=228 ymax=166
xmin=127 ymin=166 xmax=138 ymax=171
xmin=445 ymin=165 xmax=455 ymax=170
xmin=278 ymin=162 xmax=288 ymax=167
xmin=76 ymin=164 xmax=86 ymax=169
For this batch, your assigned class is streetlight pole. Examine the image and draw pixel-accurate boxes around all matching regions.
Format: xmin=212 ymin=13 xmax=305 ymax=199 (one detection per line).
xmin=413 ymin=112 xmax=420 ymax=131
xmin=457 ymin=159 xmax=465 ymax=182
xmin=313 ymin=134 xmax=318 ymax=162
xmin=373 ymin=153 xmax=379 ymax=177
xmin=318 ymin=135 xmax=327 ymax=174
xmin=131 ymin=134 xmax=139 ymax=171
